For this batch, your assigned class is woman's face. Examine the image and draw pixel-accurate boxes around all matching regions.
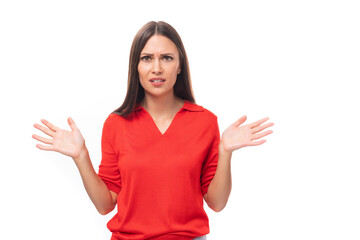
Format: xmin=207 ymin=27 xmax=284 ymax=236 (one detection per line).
xmin=138 ymin=34 xmax=181 ymax=98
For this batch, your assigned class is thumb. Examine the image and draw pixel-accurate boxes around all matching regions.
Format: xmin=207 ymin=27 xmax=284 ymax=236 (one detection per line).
xmin=233 ymin=115 xmax=247 ymax=127
xmin=67 ymin=117 xmax=78 ymax=131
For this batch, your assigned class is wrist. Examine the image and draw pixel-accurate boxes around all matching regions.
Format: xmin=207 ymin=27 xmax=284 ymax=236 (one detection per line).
xmin=73 ymin=145 xmax=89 ymax=166
xmin=219 ymin=140 xmax=233 ymax=155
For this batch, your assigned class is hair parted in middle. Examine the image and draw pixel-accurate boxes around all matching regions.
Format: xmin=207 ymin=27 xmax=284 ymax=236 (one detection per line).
xmin=112 ymin=21 xmax=196 ymax=118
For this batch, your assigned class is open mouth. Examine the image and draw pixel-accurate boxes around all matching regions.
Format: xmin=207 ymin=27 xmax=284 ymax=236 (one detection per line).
xmin=150 ymin=79 xmax=165 ymax=82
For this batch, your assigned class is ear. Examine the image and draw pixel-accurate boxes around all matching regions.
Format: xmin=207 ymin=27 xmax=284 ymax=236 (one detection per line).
xmin=177 ymin=66 xmax=181 ymax=74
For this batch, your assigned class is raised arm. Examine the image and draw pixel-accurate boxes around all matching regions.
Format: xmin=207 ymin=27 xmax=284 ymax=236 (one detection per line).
xmin=32 ymin=117 xmax=117 ymax=215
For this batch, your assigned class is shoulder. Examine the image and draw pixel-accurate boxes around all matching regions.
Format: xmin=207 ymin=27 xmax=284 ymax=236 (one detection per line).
xmin=202 ymin=107 xmax=218 ymax=121
xmin=102 ymin=112 xmax=126 ymax=131
xmin=187 ymin=101 xmax=218 ymax=127
xmin=189 ymin=101 xmax=217 ymax=119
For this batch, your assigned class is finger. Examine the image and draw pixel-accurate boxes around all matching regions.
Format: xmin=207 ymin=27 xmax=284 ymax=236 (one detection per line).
xmin=67 ymin=117 xmax=78 ymax=131
xmin=32 ymin=134 xmax=53 ymax=144
xmin=251 ymin=130 xmax=273 ymax=140
xmin=251 ymin=122 xmax=274 ymax=134
xmin=35 ymin=143 xmax=55 ymax=151
xmin=248 ymin=139 xmax=266 ymax=146
xmin=33 ymin=123 xmax=54 ymax=137
xmin=233 ymin=115 xmax=247 ymax=127
xmin=250 ymin=117 xmax=270 ymax=129
xmin=41 ymin=119 xmax=60 ymax=132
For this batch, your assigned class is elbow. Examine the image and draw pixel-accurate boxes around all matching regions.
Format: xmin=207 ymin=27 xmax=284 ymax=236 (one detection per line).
xmin=206 ymin=202 xmax=224 ymax=213
xmin=205 ymin=196 xmax=226 ymax=213
xmin=98 ymin=209 xmax=110 ymax=215
xmin=209 ymin=200 xmax=228 ymax=213
xmin=212 ymin=204 xmax=226 ymax=213
xmin=204 ymin=192 xmax=229 ymax=213
xmin=97 ymin=205 xmax=116 ymax=216
xmin=98 ymin=208 xmax=112 ymax=216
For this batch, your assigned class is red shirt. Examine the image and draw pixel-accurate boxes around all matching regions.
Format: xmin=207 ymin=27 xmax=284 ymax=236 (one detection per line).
xmin=97 ymin=99 xmax=220 ymax=240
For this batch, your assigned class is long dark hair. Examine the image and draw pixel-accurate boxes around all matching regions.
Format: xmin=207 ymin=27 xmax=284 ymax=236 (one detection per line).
xmin=112 ymin=21 xmax=196 ymax=118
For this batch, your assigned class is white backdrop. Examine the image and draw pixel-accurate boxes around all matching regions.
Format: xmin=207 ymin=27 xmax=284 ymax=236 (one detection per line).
xmin=1 ymin=0 xmax=359 ymax=239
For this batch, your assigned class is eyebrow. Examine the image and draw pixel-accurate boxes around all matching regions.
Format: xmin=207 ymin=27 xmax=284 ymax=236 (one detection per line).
xmin=140 ymin=53 xmax=176 ymax=56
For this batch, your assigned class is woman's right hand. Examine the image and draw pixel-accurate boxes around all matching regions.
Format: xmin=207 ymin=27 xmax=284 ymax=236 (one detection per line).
xmin=32 ymin=117 xmax=86 ymax=160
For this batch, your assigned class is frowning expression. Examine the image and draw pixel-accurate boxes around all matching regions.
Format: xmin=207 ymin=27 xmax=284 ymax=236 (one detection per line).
xmin=138 ymin=35 xmax=181 ymax=97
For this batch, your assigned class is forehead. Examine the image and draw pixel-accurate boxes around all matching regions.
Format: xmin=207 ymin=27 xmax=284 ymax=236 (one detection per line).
xmin=141 ymin=35 xmax=178 ymax=54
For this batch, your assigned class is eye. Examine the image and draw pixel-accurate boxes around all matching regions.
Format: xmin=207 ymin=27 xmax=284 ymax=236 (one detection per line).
xmin=140 ymin=56 xmax=151 ymax=61
xmin=163 ymin=56 xmax=173 ymax=61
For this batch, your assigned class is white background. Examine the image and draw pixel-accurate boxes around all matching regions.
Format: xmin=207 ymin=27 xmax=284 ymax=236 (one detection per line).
xmin=1 ymin=0 xmax=359 ymax=239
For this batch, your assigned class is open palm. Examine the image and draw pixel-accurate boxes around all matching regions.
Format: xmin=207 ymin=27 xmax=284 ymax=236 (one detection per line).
xmin=32 ymin=117 xmax=85 ymax=159
xmin=221 ymin=115 xmax=274 ymax=152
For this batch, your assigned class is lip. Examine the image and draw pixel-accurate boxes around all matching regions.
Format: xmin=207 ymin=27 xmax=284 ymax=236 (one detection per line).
xmin=149 ymin=78 xmax=166 ymax=87
xmin=149 ymin=78 xmax=166 ymax=82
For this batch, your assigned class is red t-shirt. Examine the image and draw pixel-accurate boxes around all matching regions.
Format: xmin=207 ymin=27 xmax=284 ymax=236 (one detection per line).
xmin=97 ymin=99 xmax=220 ymax=240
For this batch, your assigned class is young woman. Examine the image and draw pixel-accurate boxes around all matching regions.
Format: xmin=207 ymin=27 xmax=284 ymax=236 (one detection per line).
xmin=32 ymin=21 xmax=274 ymax=240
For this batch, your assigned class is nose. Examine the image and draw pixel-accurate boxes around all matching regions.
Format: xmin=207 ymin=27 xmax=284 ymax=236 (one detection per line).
xmin=152 ymin=58 xmax=162 ymax=74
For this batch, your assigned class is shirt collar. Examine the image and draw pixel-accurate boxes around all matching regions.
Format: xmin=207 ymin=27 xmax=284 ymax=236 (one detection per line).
xmin=134 ymin=99 xmax=204 ymax=112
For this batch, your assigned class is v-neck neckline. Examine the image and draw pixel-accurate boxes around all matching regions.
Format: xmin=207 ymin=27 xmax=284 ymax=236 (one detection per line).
xmin=141 ymin=100 xmax=187 ymax=137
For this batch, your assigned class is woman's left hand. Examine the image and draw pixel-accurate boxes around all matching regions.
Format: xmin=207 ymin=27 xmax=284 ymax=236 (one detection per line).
xmin=220 ymin=115 xmax=274 ymax=153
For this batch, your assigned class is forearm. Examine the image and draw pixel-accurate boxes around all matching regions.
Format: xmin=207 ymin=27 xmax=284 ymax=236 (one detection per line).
xmin=205 ymin=141 xmax=232 ymax=212
xmin=73 ymin=146 xmax=115 ymax=215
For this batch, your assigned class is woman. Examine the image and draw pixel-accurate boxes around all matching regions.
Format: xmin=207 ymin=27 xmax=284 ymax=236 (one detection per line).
xmin=32 ymin=21 xmax=274 ymax=240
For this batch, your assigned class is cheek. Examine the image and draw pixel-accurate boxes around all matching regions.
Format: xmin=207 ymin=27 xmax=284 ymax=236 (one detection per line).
xmin=169 ymin=62 xmax=180 ymax=76
xmin=174 ymin=66 xmax=181 ymax=78
xmin=137 ymin=64 xmax=148 ymax=78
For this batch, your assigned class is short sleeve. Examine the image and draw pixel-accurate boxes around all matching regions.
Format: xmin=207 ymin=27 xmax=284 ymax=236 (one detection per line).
xmin=97 ymin=114 xmax=122 ymax=194
xmin=201 ymin=116 xmax=220 ymax=196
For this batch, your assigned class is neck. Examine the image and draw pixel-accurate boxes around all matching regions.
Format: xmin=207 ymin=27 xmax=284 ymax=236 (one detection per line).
xmin=141 ymin=95 xmax=184 ymax=117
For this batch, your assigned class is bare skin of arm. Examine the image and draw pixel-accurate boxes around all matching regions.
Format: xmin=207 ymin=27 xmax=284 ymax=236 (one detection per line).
xmin=32 ymin=117 xmax=117 ymax=215
xmin=73 ymin=147 xmax=118 ymax=215
xmin=204 ymin=116 xmax=274 ymax=212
